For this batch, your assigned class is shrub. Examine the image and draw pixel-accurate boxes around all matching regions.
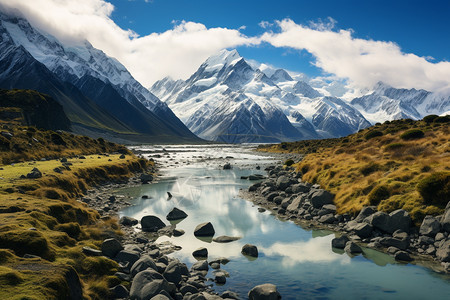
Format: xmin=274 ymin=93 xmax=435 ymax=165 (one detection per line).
xmin=54 ymin=222 xmax=82 ymax=239
xmin=400 ymin=129 xmax=424 ymax=140
xmin=360 ymin=162 xmax=380 ymax=176
xmin=433 ymin=115 xmax=450 ymax=123
xmin=364 ymin=130 xmax=383 ymax=140
xmin=284 ymin=159 xmax=295 ymax=166
xmin=385 ymin=143 xmax=405 ymax=151
xmin=417 ymin=172 xmax=450 ymax=206
xmin=423 ymin=114 xmax=439 ymax=123
xmin=368 ymin=185 xmax=390 ymax=205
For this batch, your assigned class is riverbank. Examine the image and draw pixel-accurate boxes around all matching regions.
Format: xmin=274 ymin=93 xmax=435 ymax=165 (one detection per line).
xmin=239 ymin=163 xmax=450 ymax=274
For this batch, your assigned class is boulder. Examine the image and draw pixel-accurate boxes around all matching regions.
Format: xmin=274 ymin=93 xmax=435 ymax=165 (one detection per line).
xmin=130 ymin=270 xmax=171 ymax=300
xmin=310 ymin=190 xmax=334 ymax=209
xmin=441 ymin=208 xmax=450 ymax=233
xmin=115 ymin=250 xmax=140 ymax=266
xmin=173 ymin=229 xmax=185 ymax=237
xmin=212 ymin=235 xmax=241 ymax=243
xmin=110 ymin=284 xmax=129 ymax=299
xmin=221 ymin=291 xmax=239 ymax=299
xmin=191 ymin=260 xmax=209 ymax=271
xmin=331 ymin=235 xmax=349 ymax=249
xmin=192 ymin=247 xmax=208 ymax=258
xmin=248 ymin=283 xmax=281 ymax=300
xmin=150 ymin=295 xmax=170 ymax=300
xmin=286 ymin=196 xmax=304 ymax=213
xmin=26 ymin=168 xmax=42 ymax=179
xmin=353 ymin=223 xmax=373 ymax=239
xmin=120 ymin=216 xmax=138 ymax=226
xmin=344 ymin=241 xmax=362 ymax=254
xmin=291 ymin=183 xmax=310 ymax=194
xmin=364 ymin=211 xmax=390 ymax=233
xmin=280 ymin=198 xmax=292 ymax=209
xmin=163 ymin=260 xmax=189 ymax=284
xmin=379 ymin=237 xmax=409 ymax=250
xmin=101 ymin=238 xmax=123 ymax=258
xmin=141 ymin=215 xmax=166 ymax=232
xmin=166 ymin=207 xmax=188 ymax=221
xmin=266 ymin=192 xmax=279 ymax=202
xmin=354 ymin=206 xmax=377 ymax=223
xmin=215 ymin=272 xmax=226 ymax=284
xmin=419 ymin=216 xmax=441 ymax=237
xmin=436 ymin=240 xmax=450 ymax=262
xmin=276 ymin=176 xmax=291 ymax=191
xmin=242 ymin=244 xmax=258 ymax=257
xmin=387 ymin=209 xmax=411 ymax=233
xmin=318 ymin=214 xmax=336 ymax=224
xmin=394 ymin=251 xmax=413 ymax=262
xmin=194 ymin=222 xmax=215 ymax=237
xmin=180 ymin=284 xmax=199 ymax=295
xmin=82 ymin=246 xmax=102 ymax=256
xmin=140 ymin=173 xmax=153 ymax=184
xmin=223 ymin=163 xmax=232 ymax=170
xmin=130 ymin=255 xmax=158 ymax=277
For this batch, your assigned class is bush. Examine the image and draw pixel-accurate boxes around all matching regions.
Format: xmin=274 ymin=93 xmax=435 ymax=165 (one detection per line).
xmin=423 ymin=114 xmax=439 ymax=123
xmin=417 ymin=172 xmax=450 ymax=206
xmin=368 ymin=185 xmax=390 ymax=205
xmin=284 ymin=159 xmax=295 ymax=166
xmin=400 ymin=129 xmax=424 ymax=140
xmin=55 ymin=222 xmax=82 ymax=239
xmin=360 ymin=162 xmax=380 ymax=176
xmin=364 ymin=130 xmax=383 ymax=140
xmin=433 ymin=115 xmax=450 ymax=123
xmin=385 ymin=143 xmax=405 ymax=151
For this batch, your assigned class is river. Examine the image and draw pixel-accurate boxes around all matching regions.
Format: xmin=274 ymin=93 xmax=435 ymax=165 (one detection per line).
xmin=119 ymin=145 xmax=450 ymax=299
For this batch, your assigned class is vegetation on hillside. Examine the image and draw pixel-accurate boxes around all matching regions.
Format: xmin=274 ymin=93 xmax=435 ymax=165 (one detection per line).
xmin=0 ymin=124 xmax=152 ymax=299
xmin=258 ymin=116 xmax=450 ymax=222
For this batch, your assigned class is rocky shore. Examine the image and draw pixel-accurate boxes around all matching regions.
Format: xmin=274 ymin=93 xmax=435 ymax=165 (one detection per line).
xmin=240 ymin=164 xmax=450 ymax=274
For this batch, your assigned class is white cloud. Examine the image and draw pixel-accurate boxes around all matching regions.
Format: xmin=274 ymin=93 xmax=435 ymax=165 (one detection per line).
xmin=0 ymin=0 xmax=256 ymax=87
xmin=262 ymin=18 xmax=450 ymax=92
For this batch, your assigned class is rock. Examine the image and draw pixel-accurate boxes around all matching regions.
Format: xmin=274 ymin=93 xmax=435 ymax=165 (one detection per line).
xmin=110 ymin=284 xmax=129 ymax=299
xmin=420 ymin=216 xmax=441 ymax=237
xmin=130 ymin=269 xmax=171 ymax=300
xmin=249 ymin=183 xmax=260 ymax=192
xmin=82 ymin=246 xmax=102 ymax=256
xmin=166 ymin=207 xmax=188 ymax=221
xmin=241 ymin=244 xmax=258 ymax=257
xmin=379 ymin=237 xmax=409 ymax=250
xmin=322 ymin=204 xmax=337 ymax=213
xmin=194 ymin=222 xmax=215 ymax=237
xmin=180 ymin=284 xmax=199 ymax=295
xmin=140 ymin=173 xmax=153 ymax=184
xmin=101 ymin=238 xmax=123 ymax=258
xmin=210 ymin=263 xmax=220 ymax=269
xmin=276 ymin=176 xmax=291 ymax=191
xmin=249 ymin=174 xmax=265 ymax=180
xmin=221 ymin=291 xmax=239 ymax=299
xmin=393 ymin=230 xmax=409 ymax=240
xmin=163 ymin=260 xmax=189 ymax=284
xmin=213 ymin=235 xmax=241 ymax=243
xmin=115 ymin=250 xmax=140 ymax=266
xmin=26 ymin=167 xmax=42 ymax=179
xmin=353 ymin=223 xmax=373 ymax=239
xmin=60 ymin=157 xmax=68 ymax=163
xmin=223 ymin=163 xmax=232 ymax=170
xmin=418 ymin=235 xmax=434 ymax=246
xmin=388 ymin=209 xmax=411 ymax=233
xmin=266 ymin=192 xmax=279 ymax=202
xmin=354 ymin=206 xmax=377 ymax=223
xmin=310 ymin=190 xmax=334 ymax=209
xmin=291 ymin=183 xmax=310 ymax=194
xmin=435 ymin=232 xmax=445 ymax=242
xmin=167 ymin=192 xmax=172 ymax=199
xmin=258 ymin=208 xmax=266 ymax=213
xmin=150 ymin=295 xmax=170 ymax=300
xmin=131 ymin=255 xmax=158 ymax=277
xmin=141 ymin=215 xmax=166 ymax=232
xmin=248 ymin=283 xmax=281 ymax=300
xmin=365 ymin=211 xmax=390 ymax=233
xmin=441 ymin=209 xmax=450 ymax=233
xmin=173 ymin=229 xmax=185 ymax=237
xmin=286 ymin=196 xmax=303 ymax=213
xmin=319 ymin=213 xmax=336 ymax=224
xmin=332 ymin=235 xmax=350 ymax=249
xmin=394 ymin=251 xmax=413 ymax=262
xmin=273 ymin=196 xmax=283 ymax=205
xmin=192 ymin=247 xmax=208 ymax=258
xmin=436 ymin=240 xmax=450 ymax=262
xmin=191 ymin=260 xmax=209 ymax=271
xmin=119 ymin=154 xmax=126 ymax=159
xmin=215 ymin=272 xmax=226 ymax=284
xmin=120 ymin=216 xmax=138 ymax=226
xmin=345 ymin=241 xmax=362 ymax=254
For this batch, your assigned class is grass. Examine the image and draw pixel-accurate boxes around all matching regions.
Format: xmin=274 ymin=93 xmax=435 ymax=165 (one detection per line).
xmin=0 ymin=124 xmax=153 ymax=299
xmin=258 ymin=117 xmax=450 ymax=223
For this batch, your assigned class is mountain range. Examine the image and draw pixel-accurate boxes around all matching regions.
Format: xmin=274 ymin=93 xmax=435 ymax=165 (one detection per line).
xmin=1 ymin=10 xmax=449 ymax=144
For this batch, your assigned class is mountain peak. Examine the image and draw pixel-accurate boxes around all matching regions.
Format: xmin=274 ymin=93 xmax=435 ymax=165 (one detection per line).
xmin=270 ymin=69 xmax=293 ymax=83
xmin=204 ymin=48 xmax=242 ymax=69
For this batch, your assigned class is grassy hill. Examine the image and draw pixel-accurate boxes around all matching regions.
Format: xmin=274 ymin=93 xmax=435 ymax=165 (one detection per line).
xmin=0 ymin=123 xmax=152 ymax=299
xmin=258 ymin=116 xmax=450 ymax=222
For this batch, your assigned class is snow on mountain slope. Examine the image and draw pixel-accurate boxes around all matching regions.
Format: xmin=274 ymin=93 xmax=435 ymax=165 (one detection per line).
xmin=152 ymin=49 xmax=371 ymax=142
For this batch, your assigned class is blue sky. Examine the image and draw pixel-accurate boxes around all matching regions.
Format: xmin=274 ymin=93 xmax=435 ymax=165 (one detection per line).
xmin=108 ymin=0 xmax=450 ymax=78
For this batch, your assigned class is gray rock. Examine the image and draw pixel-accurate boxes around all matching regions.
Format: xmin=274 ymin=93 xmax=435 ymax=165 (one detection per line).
xmin=131 ymin=255 xmax=158 ymax=277
xmin=332 ymin=235 xmax=349 ymax=249
xmin=420 ymin=216 xmax=441 ymax=237
xmin=388 ymin=209 xmax=411 ymax=233
xmin=310 ymin=190 xmax=334 ymax=209
xmin=319 ymin=213 xmax=336 ymax=224
xmin=173 ymin=229 xmax=185 ymax=237
xmin=273 ymin=196 xmax=284 ymax=205
xmin=286 ymin=196 xmax=304 ymax=213
xmin=82 ymin=246 xmax=102 ymax=256
xmin=140 ymin=173 xmax=153 ymax=184
xmin=223 ymin=163 xmax=232 ymax=170
xmin=213 ymin=235 xmax=241 ymax=243
xmin=353 ymin=223 xmax=373 ymax=239
xmin=115 ymin=250 xmax=140 ymax=266
xmin=120 ymin=216 xmax=138 ymax=226
xmin=418 ymin=235 xmax=434 ymax=245
xmin=266 ymin=192 xmax=279 ymax=202
xmin=365 ymin=211 xmax=390 ymax=233
xmin=291 ymin=183 xmax=310 ymax=194
xmin=130 ymin=269 xmax=170 ymax=300
xmin=280 ymin=198 xmax=292 ymax=209
xmin=441 ymin=208 xmax=450 ymax=233
xmin=355 ymin=206 xmax=377 ymax=223
xmin=435 ymin=232 xmax=445 ymax=242
xmin=436 ymin=240 xmax=450 ymax=262
xmin=215 ymin=272 xmax=226 ymax=284
xmin=194 ymin=222 xmax=215 ymax=237
xmin=101 ymin=238 xmax=123 ymax=258
xmin=180 ymin=284 xmax=199 ymax=295
xmin=242 ymin=244 xmax=258 ymax=257
xmin=344 ymin=241 xmax=363 ymax=254
xmin=166 ymin=207 xmax=188 ymax=221
xmin=379 ymin=237 xmax=409 ymax=250
xmin=322 ymin=204 xmax=337 ymax=213
xmin=141 ymin=215 xmax=166 ymax=232
xmin=248 ymin=283 xmax=281 ymax=300
xmin=191 ymin=260 xmax=209 ymax=271
xmin=150 ymin=295 xmax=170 ymax=300
xmin=163 ymin=260 xmax=189 ymax=284
xmin=26 ymin=168 xmax=42 ymax=179
xmin=110 ymin=284 xmax=129 ymax=299
xmin=394 ymin=251 xmax=413 ymax=262
xmin=276 ymin=176 xmax=291 ymax=191
xmin=192 ymin=247 xmax=208 ymax=258
xmin=221 ymin=291 xmax=239 ymax=299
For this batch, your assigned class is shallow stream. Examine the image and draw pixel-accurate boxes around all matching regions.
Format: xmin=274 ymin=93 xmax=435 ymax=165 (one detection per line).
xmin=119 ymin=145 xmax=450 ymax=299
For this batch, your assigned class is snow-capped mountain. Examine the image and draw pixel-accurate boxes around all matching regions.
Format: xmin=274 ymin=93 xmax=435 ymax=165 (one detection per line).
xmin=152 ymin=49 xmax=371 ymax=142
xmin=0 ymin=10 xmax=197 ymax=142
xmin=351 ymin=82 xmax=450 ymax=123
